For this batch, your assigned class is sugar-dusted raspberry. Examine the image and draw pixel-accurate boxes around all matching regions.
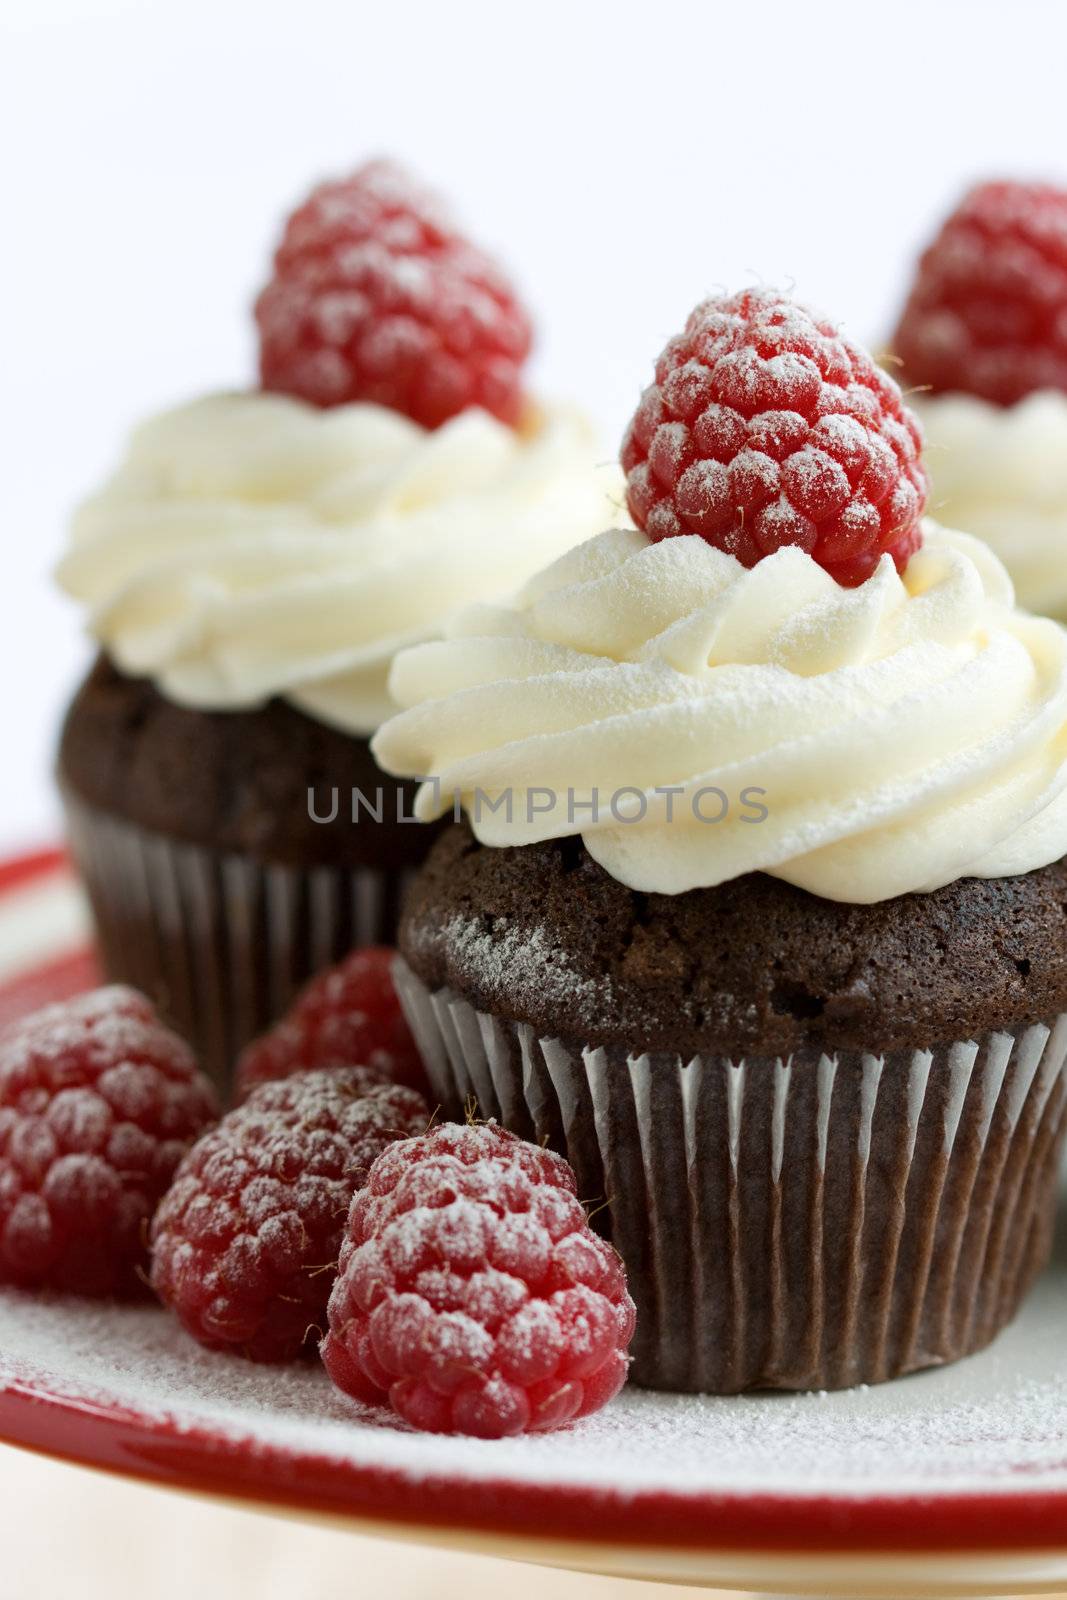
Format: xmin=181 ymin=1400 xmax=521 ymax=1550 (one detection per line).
xmin=255 ymin=159 xmax=533 ymax=429
xmin=892 ymin=181 xmax=1067 ymax=407
xmin=233 ymin=947 xmax=427 ymax=1104
xmin=151 ymin=1068 xmax=427 ymax=1361
xmin=622 ymin=288 xmax=928 ymax=587
xmin=0 ymin=987 xmax=219 ymax=1297
xmin=322 ymin=1122 xmax=635 ymax=1437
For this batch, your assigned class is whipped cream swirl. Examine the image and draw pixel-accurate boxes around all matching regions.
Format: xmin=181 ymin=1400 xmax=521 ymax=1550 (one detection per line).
xmin=373 ymin=523 xmax=1067 ymax=903
xmin=916 ymin=391 xmax=1067 ymax=619
xmin=58 ymin=393 xmax=622 ymax=735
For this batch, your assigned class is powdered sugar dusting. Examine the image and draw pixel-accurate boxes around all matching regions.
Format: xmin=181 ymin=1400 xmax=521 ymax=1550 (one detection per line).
xmin=3 ymin=1210 xmax=1067 ymax=1499
xmin=408 ymin=914 xmax=615 ymax=1021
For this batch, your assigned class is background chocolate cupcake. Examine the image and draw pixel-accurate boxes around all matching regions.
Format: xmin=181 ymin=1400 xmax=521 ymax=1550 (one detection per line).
xmin=373 ymin=291 xmax=1067 ymax=1393
xmin=55 ymin=161 xmax=620 ymax=1088
xmin=891 ymin=181 xmax=1067 ymax=620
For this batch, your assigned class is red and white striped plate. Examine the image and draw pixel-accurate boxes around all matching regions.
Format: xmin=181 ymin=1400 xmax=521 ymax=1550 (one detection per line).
xmin=1 ymin=848 xmax=1066 ymax=1595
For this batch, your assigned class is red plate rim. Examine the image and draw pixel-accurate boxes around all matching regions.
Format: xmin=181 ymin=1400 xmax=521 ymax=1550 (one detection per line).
xmin=0 ymin=846 xmax=1066 ymax=1558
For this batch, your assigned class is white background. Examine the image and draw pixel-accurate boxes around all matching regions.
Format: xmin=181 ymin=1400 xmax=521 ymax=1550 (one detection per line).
xmin=3 ymin=0 xmax=1067 ymax=852
xmin=1 ymin=6 xmax=1066 ymax=1590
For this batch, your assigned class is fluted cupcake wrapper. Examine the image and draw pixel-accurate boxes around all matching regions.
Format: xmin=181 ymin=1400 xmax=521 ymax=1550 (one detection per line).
xmin=62 ymin=791 xmax=416 ymax=1093
xmin=394 ymin=958 xmax=1067 ymax=1394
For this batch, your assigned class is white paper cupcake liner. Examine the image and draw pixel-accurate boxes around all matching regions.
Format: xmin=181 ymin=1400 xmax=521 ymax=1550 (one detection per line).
xmin=62 ymin=792 xmax=417 ymax=1092
xmin=394 ymin=958 xmax=1067 ymax=1393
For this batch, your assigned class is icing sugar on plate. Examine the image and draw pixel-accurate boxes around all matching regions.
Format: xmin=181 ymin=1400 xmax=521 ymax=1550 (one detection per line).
xmin=1 ymin=1206 xmax=1065 ymax=1501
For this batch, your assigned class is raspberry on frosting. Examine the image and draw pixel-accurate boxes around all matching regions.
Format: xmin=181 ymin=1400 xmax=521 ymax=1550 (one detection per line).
xmin=151 ymin=1068 xmax=428 ymax=1362
xmin=0 ymin=987 xmax=219 ymax=1297
xmin=322 ymin=1121 xmax=635 ymax=1437
xmin=892 ymin=181 xmax=1067 ymax=407
xmin=622 ymin=288 xmax=927 ymax=587
xmin=255 ymin=159 xmax=533 ymax=429
xmin=234 ymin=947 xmax=428 ymax=1104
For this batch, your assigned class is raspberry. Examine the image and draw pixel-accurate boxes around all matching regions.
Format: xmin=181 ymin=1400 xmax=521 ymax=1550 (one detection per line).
xmin=151 ymin=1068 xmax=427 ymax=1361
xmin=622 ymin=289 xmax=927 ymax=587
xmin=233 ymin=947 xmax=427 ymax=1104
xmin=892 ymin=181 xmax=1067 ymax=407
xmin=0 ymin=987 xmax=219 ymax=1297
xmin=255 ymin=159 xmax=533 ymax=429
xmin=322 ymin=1122 xmax=635 ymax=1437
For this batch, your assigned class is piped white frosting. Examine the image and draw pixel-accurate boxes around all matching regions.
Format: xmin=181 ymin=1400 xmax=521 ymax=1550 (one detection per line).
xmin=916 ymin=390 xmax=1067 ymax=619
xmin=58 ymin=392 xmax=623 ymax=735
xmin=373 ymin=522 xmax=1067 ymax=903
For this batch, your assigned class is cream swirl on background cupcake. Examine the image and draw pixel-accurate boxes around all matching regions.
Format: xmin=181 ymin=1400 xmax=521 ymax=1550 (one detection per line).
xmin=889 ymin=183 xmax=1067 ymax=620
xmin=915 ymin=392 xmax=1067 ymax=619
xmin=58 ymin=392 xmax=621 ymax=735
xmin=374 ymin=522 xmax=1067 ymax=903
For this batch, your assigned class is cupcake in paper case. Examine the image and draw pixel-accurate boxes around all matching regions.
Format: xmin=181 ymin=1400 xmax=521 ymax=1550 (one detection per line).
xmin=372 ymin=289 xmax=1067 ymax=1393
xmin=891 ymin=180 xmax=1067 ymax=619
xmin=54 ymin=160 xmax=622 ymax=1091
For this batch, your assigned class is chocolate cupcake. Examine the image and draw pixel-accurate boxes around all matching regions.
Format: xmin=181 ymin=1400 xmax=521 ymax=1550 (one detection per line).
xmin=373 ymin=291 xmax=1067 ymax=1392
xmin=393 ymin=828 xmax=1067 ymax=1391
xmin=55 ymin=162 xmax=620 ymax=1089
xmin=58 ymin=653 xmax=431 ymax=1085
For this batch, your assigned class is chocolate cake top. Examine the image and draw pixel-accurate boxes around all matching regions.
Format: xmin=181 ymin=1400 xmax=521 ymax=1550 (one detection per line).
xmin=59 ymin=654 xmax=430 ymax=869
xmin=400 ymin=825 xmax=1067 ymax=1057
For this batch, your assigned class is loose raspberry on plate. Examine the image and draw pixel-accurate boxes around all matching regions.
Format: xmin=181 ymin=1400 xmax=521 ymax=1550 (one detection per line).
xmin=622 ymin=288 xmax=928 ymax=587
xmin=255 ymin=158 xmax=533 ymax=429
xmin=891 ymin=181 xmax=1067 ymax=408
xmin=233 ymin=947 xmax=427 ymax=1104
xmin=322 ymin=1122 xmax=635 ymax=1438
xmin=0 ymin=987 xmax=219 ymax=1297
xmin=151 ymin=1068 xmax=427 ymax=1361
